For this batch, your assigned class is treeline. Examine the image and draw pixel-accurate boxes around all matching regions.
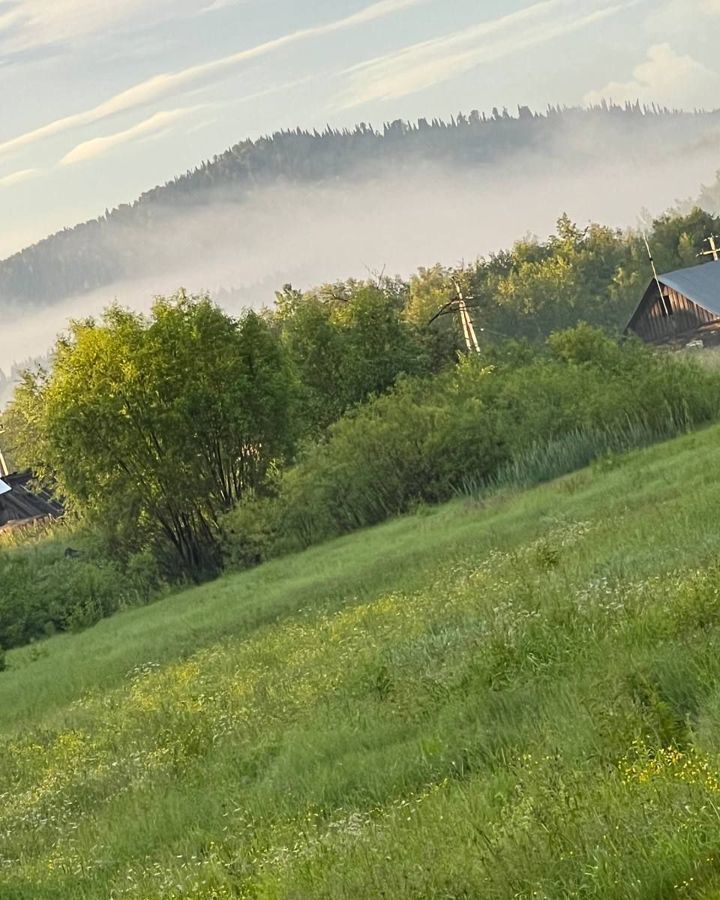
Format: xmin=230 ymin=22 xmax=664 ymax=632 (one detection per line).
xmin=1 ymin=103 xmax=718 ymax=310
xmin=468 ymin=209 xmax=720 ymax=340
xmin=3 ymin=207 xmax=720 ymax=650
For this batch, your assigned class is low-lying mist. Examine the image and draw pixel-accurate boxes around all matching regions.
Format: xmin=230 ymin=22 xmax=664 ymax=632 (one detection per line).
xmin=1 ymin=131 xmax=719 ymax=376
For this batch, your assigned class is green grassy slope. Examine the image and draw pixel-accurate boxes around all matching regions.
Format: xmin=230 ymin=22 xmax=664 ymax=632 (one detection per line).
xmin=5 ymin=427 xmax=720 ymax=898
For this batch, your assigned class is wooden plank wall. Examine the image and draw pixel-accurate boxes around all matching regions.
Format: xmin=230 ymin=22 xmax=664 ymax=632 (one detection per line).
xmin=632 ymin=286 xmax=717 ymax=342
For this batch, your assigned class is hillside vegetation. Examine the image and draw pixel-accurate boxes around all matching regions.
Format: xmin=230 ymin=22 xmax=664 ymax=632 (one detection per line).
xmin=4 ymin=310 xmax=720 ymax=651
xmin=2 ymin=206 xmax=719 ymax=646
xmin=2 ymin=104 xmax=720 ymax=312
xmin=5 ymin=426 xmax=720 ymax=897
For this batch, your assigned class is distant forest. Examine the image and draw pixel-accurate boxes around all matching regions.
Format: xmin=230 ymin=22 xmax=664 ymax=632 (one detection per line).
xmin=2 ymin=103 xmax=720 ymax=312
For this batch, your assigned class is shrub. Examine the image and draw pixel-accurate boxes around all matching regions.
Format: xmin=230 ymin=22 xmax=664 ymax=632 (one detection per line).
xmin=0 ymin=536 xmax=167 ymax=651
xmin=225 ymin=328 xmax=720 ymax=564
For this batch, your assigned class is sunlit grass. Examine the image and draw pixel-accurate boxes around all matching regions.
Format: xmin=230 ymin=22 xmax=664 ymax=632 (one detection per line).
xmin=4 ymin=425 xmax=720 ymax=896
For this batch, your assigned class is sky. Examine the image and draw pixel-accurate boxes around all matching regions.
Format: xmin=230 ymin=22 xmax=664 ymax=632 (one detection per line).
xmin=1 ymin=0 xmax=720 ymax=260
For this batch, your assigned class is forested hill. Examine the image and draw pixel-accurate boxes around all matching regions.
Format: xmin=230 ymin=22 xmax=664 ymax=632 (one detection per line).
xmin=2 ymin=103 xmax=720 ymax=313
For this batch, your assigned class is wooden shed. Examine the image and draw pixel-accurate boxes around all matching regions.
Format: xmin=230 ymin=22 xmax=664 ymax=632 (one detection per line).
xmin=625 ymin=261 xmax=720 ymax=344
xmin=0 ymin=472 xmax=63 ymax=531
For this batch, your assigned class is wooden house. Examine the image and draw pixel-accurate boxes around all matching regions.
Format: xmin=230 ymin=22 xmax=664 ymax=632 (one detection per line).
xmin=0 ymin=472 xmax=63 ymax=531
xmin=625 ymin=260 xmax=720 ymax=344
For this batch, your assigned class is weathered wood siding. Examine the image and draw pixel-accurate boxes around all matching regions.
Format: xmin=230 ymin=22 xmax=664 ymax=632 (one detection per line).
xmin=631 ymin=285 xmax=717 ymax=342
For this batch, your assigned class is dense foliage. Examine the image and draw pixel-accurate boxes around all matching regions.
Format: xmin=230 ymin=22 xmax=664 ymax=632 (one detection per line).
xmin=4 ymin=205 xmax=720 ymax=646
xmin=225 ymin=326 xmax=720 ymax=564
xmin=0 ymin=529 xmax=163 ymax=649
xmin=274 ymin=278 xmax=446 ymax=435
xmin=5 ymin=294 xmax=295 ymax=579
xmin=403 ymin=209 xmax=720 ymax=343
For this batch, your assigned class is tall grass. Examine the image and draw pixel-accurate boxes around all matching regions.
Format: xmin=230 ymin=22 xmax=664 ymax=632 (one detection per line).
xmin=460 ymin=412 xmax=692 ymax=498
xmin=5 ymin=426 xmax=720 ymax=896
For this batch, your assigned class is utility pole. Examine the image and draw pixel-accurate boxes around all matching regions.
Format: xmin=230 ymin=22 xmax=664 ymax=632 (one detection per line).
xmin=427 ymin=286 xmax=520 ymax=352
xmin=452 ymin=279 xmax=481 ymax=355
xmin=0 ymin=417 xmax=8 ymax=477
xmin=700 ymin=235 xmax=720 ymax=262
xmin=427 ymin=280 xmax=482 ymax=355
xmin=642 ymin=233 xmax=666 ymax=303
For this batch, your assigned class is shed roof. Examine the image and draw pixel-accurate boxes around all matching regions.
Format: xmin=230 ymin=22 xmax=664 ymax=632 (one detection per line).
xmin=659 ymin=261 xmax=720 ymax=316
xmin=0 ymin=472 xmax=63 ymax=528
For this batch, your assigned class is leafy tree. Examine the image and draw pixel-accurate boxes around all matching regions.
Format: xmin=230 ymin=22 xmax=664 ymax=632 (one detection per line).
xmin=275 ymin=279 xmax=438 ymax=435
xmin=404 ymin=265 xmax=465 ymax=362
xmin=332 ymin=282 xmax=430 ymax=405
xmin=7 ymin=292 xmax=294 ymax=579
xmin=647 ymin=208 xmax=720 ymax=273
xmin=274 ymin=286 xmax=347 ymax=433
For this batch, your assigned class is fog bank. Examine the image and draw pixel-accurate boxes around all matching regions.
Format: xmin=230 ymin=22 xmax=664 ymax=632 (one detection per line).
xmin=1 ymin=134 xmax=719 ymax=374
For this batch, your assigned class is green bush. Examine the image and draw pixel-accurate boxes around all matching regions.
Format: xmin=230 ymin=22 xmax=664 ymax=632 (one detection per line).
xmin=221 ymin=496 xmax=286 ymax=569
xmin=225 ymin=328 xmax=720 ymax=564
xmin=0 ymin=537 xmax=167 ymax=651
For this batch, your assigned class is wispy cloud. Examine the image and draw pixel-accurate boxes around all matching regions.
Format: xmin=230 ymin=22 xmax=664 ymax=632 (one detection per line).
xmin=0 ymin=167 xmax=43 ymax=188
xmin=336 ymin=0 xmax=629 ymax=108
xmin=0 ymin=0 xmax=192 ymax=53
xmin=652 ymin=0 xmax=720 ymax=32
xmin=0 ymin=6 xmax=24 ymax=33
xmin=585 ymin=43 xmax=720 ymax=110
xmin=0 ymin=0 xmax=425 ymax=161
xmin=197 ymin=0 xmax=249 ymax=12
xmin=60 ymin=107 xmax=200 ymax=166
xmin=334 ymin=0 xmax=426 ymax=27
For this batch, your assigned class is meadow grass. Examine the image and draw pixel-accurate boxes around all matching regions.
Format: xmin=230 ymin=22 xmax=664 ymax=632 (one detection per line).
xmin=4 ymin=426 xmax=720 ymax=897
xmin=461 ymin=417 xmax=677 ymax=496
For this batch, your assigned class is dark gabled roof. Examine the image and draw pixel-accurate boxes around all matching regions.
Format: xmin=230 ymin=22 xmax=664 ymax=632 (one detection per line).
xmin=0 ymin=472 xmax=63 ymax=527
xmin=658 ymin=261 xmax=720 ymax=316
